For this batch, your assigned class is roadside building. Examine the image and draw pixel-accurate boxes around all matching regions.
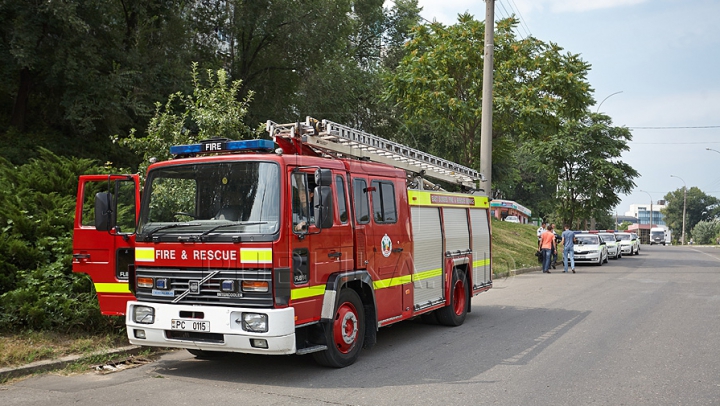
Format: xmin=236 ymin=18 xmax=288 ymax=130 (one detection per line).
xmin=490 ymin=199 xmax=532 ymax=224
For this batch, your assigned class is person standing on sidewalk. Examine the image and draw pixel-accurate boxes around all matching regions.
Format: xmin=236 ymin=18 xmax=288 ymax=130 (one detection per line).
xmin=560 ymin=224 xmax=576 ymax=273
xmin=538 ymin=224 xmax=555 ymax=273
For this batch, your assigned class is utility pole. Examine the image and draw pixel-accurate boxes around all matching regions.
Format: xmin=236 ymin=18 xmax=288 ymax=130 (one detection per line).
xmin=479 ymin=0 xmax=494 ymax=196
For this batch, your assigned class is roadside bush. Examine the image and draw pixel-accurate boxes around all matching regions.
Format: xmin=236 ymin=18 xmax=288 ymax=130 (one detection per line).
xmin=691 ymin=221 xmax=720 ymax=245
xmin=0 ymin=149 xmax=120 ymax=333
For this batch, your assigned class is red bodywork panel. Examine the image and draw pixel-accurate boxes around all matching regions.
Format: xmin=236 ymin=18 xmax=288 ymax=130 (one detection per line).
xmin=72 ymin=175 xmax=140 ymax=315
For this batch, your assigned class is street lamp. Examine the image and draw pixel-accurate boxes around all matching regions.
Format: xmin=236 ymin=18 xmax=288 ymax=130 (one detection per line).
xmin=638 ymin=190 xmax=653 ymax=228
xmin=596 ymin=91 xmax=623 ymax=113
xmin=670 ymin=175 xmax=687 ymax=245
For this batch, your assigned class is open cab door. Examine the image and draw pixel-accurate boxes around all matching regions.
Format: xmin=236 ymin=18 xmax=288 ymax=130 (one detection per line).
xmin=72 ymin=174 xmax=140 ymax=315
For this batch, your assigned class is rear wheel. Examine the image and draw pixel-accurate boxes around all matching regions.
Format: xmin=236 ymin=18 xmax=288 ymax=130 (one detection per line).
xmin=313 ymin=289 xmax=364 ymax=368
xmin=436 ymin=269 xmax=468 ymax=326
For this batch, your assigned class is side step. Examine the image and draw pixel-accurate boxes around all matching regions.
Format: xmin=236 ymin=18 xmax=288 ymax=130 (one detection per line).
xmin=296 ymin=345 xmax=328 ymax=355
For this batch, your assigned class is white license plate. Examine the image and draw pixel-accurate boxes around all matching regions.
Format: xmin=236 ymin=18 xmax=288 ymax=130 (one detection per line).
xmin=171 ymin=319 xmax=210 ymax=332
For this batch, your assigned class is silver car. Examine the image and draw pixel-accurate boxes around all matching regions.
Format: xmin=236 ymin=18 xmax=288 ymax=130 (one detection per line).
xmin=573 ymin=233 xmax=609 ymax=266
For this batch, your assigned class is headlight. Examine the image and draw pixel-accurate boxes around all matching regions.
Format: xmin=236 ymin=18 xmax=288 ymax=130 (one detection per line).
xmin=240 ymin=312 xmax=268 ymax=333
xmin=133 ymin=305 xmax=155 ymax=324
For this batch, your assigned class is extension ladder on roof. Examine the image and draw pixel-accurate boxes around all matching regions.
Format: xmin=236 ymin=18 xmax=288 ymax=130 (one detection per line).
xmin=267 ymin=117 xmax=484 ymax=190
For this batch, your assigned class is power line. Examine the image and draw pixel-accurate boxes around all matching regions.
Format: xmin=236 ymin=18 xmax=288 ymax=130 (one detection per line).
xmin=497 ymin=0 xmax=527 ymax=40
xmin=629 ymin=125 xmax=720 ymax=129
xmin=509 ymin=0 xmax=532 ymax=37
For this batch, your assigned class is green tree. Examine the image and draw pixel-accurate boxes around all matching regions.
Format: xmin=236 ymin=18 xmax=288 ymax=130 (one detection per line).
xmin=529 ymin=113 xmax=638 ymax=227
xmin=116 ymin=63 xmax=253 ymax=178
xmin=383 ymin=15 xmax=594 ymax=200
xmin=691 ymin=220 xmax=720 ymax=245
xmin=662 ymin=187 xmax=719 ymax=242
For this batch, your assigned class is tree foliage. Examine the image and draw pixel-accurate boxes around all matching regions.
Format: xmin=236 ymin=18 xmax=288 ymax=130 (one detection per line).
xmin=661 ymin=187 xmax=719 ymax=242
xmin=691 ymin=220 xmax=720 ymax=245
xmin=115 ymin=63 xmax=253 ymax=177
xmin=0 ymin=149 xmax=120 ymax=332
xmin=530 ymin=113 xmax=637 ymax=227
xmin=383 ymin=15 xmax=595 ymax=207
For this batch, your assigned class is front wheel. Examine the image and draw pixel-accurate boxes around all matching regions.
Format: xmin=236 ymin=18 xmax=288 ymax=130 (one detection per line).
xmin=436 ymin=269 xmax=468 ymax=326
xmin=313 ymin=289 xmax=365 ymax=368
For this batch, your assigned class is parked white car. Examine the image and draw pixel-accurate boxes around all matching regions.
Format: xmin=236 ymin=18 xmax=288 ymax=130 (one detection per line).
xmin=573 ymin=233 xmax=608 ymax=266
xmin=504 ymin=215 xmax=520 ymax=223
xmin=599 ymin=232 xmax=622 ymax=259
xmin=616 ymin=232 xmax=639 ymax=255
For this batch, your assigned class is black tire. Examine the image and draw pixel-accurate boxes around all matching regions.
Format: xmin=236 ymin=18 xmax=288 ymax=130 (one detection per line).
xmin=187 ymin=349 xmax=225 ymax=359
xmin=597 ymin=254 xmax=603 ymax=266
xmin=313 ymin=289 xmax=365 ymax=368
xmin=436 ymin=269 xmax=469 ymax=326
xmin=603 ymin=253 xmax=609 ymax=264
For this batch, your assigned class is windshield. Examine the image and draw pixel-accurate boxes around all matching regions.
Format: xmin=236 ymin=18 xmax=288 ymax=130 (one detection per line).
xmin=616 ymin=234 xmax=631 ymax=241
xmin=599 ymin=234 xmax=615 ymax=243
xmin=576 ymin=235 xmax=599 ymax=245
xmin=137 ymin=161 xmax=280 ymax=241
xmin=651 ymin=231 xmax=664 ymax=237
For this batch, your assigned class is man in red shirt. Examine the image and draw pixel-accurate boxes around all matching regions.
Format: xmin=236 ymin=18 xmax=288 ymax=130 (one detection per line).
xmin=538 ymin=224 xmax=556 ymax=273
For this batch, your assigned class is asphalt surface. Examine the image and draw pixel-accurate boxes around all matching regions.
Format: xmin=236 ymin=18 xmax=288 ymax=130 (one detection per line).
xmin=3 ymin=245 xmax=720 ymax=406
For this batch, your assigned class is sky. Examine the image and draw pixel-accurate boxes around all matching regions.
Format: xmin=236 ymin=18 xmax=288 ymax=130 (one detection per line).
xmin=397 ymin=0 xmax=720 ymax=215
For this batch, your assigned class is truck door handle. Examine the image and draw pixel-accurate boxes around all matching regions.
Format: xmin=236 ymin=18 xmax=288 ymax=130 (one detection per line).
xmin=392 ymin=248 xmax=403 ymax=253
xmin=73 ymin=253 xmax=90 ymax=260
xmin=328 ymin=252 xmax=342 ymax=258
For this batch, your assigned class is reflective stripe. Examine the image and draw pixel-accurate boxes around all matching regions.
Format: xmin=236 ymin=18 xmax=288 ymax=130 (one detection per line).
xmin=240 ymin=248 xmax=272 ymax=263
xmin=408 ymin=190 xmax=489 ymax=208
xmin=135 ymin=247 xmax=155 ymax=262
xmin=412 ymin=268 xmax=442 ymax=282
xmin=373 ymin=274 xmax=412 ymax=290
xmin=94 ymin=282 xmax=131 ymax=294
xmin=291 ymin=285 xmax=326 ymax=300
xmin=473 ymin=259 xmax=490 ymax=268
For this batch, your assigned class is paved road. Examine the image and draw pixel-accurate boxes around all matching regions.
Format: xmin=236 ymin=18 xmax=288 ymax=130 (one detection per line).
xmin=3 ymin=245 xmax=720 ymax=405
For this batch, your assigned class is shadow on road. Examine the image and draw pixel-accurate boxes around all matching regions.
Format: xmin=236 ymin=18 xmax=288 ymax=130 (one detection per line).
xmin=151 ymin=305 xmax=590 ymax=388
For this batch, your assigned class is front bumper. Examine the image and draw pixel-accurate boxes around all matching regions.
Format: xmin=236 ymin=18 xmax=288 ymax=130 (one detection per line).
xmin=574 ymin=251 xmax=601 ymax=262
xmin=126 ymin=301 xmax=296 ymax=355
xmin=619 ymin=244 xmax=632 ymax=254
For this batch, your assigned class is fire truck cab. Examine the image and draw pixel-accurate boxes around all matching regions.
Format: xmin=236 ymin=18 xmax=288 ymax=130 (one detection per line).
xmin=72 ymin=118 xmax=492 ymax=367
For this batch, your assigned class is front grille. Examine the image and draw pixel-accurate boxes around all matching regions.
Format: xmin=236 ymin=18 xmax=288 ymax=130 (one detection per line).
xmin=165 ymin=330 xmax=224 ymax=343
xmin=135 ymin=267 xmax=273 ymax=307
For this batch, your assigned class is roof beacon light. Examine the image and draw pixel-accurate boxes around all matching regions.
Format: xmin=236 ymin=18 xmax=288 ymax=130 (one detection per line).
xmin=170 ymin=139 xmax=275 ymax=157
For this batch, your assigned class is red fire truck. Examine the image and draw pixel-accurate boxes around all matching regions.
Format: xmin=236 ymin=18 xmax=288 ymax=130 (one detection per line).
xmin=72 ymin=118 xmax=492 ymax=367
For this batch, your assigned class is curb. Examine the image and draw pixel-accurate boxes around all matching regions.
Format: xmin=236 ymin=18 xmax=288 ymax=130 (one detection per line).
xmin=0 ymin=345 xmax=143 ymax=382
xmin=494 ymin=265 xmax=542 ymax=279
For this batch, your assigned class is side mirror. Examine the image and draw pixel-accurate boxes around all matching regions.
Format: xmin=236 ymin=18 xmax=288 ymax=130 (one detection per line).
xmin=315 ymin=168 xmax=332 ymax=187
xmin=313 ymin=185 xmax=333 ymax=229
xmin=94 ymin=192 xmax=116 ymax=231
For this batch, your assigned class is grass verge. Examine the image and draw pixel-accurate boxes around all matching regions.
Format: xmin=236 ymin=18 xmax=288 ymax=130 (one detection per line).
xmin=491 ymin=218 xmax=541 ymax=276
xmin=0 ymin=330 xmax=129 ymax=369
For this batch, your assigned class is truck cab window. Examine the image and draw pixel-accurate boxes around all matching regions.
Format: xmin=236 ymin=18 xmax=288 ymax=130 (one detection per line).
xmin=353 ymin=179 xmax=370 ymax=224
xmin=336 ymin=175 xmax=348 ymax=224
xmin=371 ymin=180 xmax=397 ymax=223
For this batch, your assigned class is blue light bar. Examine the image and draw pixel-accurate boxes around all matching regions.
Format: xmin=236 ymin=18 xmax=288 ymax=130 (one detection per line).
xmin=170 ymin=139 xmax=275 ymax=156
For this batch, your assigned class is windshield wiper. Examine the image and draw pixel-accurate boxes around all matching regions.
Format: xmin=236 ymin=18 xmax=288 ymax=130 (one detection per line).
xmin=200 ymin=221 xmax=268 ymax=238
xmin=142 ymin=223 xmax=197 ymax=241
